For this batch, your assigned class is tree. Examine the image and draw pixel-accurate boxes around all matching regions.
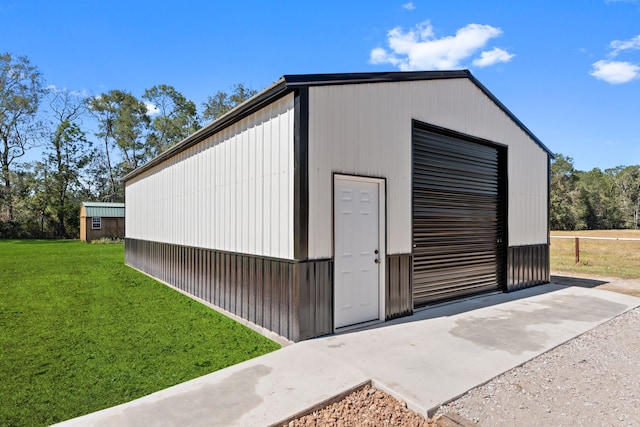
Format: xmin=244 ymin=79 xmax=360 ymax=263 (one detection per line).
xmin=550 ymin=154 xmax=579 ymax=230
xmin=0 ymin=163 xmax=39 ymax=238
xmin=143 ymin=84 xmax=199 ymax=155
xmin=574 ymin=168 xmax=623 ymax=230
xmin=26 ymin=161 xmax=54 ymax=236
xmin=611 ymin=165 xmax=640 ymax=229
xmin=87 ymin=90 xmax=149 ymax=201
xmin=201 ymin=83 xmax=257 ymax=123
xmin=84 ymin=155 xmax=115 ymax=202
xmin=44 ymin=89 xmax=92 ymax=237
xmin=0 ymin=53 xmax=45 ymax=220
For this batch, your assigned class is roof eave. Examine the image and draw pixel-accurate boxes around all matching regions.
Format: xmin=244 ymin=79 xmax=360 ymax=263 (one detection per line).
xmin=282 ymin=70 xmax=471 ymax=87
xmin=282 ymin=70 xmax=552 ymax=157
xmin=465 ymin=73 xmax=554 ymax=158
xmin=122 ymin=77 xmax=290 ymax=182
xmin=122 ymin=70 xmax=553 ymax=182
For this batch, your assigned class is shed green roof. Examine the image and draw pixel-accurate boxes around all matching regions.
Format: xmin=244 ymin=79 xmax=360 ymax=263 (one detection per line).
xmin=82 ymin=202 xmax=125 ymax=218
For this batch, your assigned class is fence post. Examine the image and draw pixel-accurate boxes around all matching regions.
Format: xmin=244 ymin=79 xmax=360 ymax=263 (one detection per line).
xmin=575 ymin=237 xmax=580 ymax=264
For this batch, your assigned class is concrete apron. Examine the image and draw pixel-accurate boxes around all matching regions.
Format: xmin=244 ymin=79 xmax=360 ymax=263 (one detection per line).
xmin=55 ymin=284 xmax=640 ymax=427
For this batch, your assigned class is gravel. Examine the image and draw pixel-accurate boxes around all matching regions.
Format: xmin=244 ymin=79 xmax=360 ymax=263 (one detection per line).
xmin=282 ymin=384 xmax=438 ymax=427
xmin=436 ymin=306 xmax=640 ymax=426
xmin=284 ymin=282 xmax=640 ymax=427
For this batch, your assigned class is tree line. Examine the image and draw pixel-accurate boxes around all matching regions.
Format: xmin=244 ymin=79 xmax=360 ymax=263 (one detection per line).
xmin=3 ymin=53 xmax=638 ymax=239
xmin=0 ymin=52 xmax=256 ymax=239
xmin=551 ymin=154 xmax=640 ymax=230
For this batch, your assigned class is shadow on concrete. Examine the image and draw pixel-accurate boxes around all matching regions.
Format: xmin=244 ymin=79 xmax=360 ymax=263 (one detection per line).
xmin=334 ymin=274 xmax=630 ymax=339
xmin=550 ymin=274 xmax=609 ymax=288
xmin=336 ymin=283 xmax=573 ymax=337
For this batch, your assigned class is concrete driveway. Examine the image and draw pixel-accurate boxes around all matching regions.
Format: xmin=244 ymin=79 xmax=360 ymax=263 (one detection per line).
xmin=55 ymin=283 xmax=640 ymax=427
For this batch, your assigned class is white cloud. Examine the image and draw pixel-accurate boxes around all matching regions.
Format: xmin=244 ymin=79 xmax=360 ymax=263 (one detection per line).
xmin=145 ymin=102 xmax=160 ymax=116
xmin=401 ymin=2 xmax=415 ymax=10
xmin=590 ymin=60 xmax=640 ymax=84
xmin=369 ymin=20 xmax=512 ymax=71
xmin=472 ymin=47 xmax=515 ymax=67
xmin=590 ymin=34 xmax=640 ymax=84
xmin=70 ymin=89 xmax=89 ymax=98
xmin=45 ymin=85 xmax=88 ymax=98
xmin=370 ymin=47 xmax=402 ymax=66
xmin=46 ymin=84 xmax=60 ymax=93
xmin=610 ymin=35 xmax=640 ymax=57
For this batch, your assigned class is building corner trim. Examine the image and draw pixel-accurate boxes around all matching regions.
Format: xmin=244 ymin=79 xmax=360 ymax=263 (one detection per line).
xmin=294 ymin=87 xmax=309 ymax=261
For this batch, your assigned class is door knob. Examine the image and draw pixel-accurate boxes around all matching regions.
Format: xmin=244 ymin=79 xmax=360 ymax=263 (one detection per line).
xmin=374 ymin=258 xmax=380 ymax=264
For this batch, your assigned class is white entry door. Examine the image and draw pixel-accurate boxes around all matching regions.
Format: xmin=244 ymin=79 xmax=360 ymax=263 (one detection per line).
xmin=334 ymin=176 xmax=382 ymax=329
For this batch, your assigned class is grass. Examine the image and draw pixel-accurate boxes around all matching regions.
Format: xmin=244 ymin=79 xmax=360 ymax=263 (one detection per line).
xmin=551 ymin=230 xmax=640 ymax=279
xmin=0 ymin=240 xmax=280 ymax=426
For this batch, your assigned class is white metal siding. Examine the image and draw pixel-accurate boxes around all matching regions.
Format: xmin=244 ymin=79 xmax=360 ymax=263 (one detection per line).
xmin=307 ymin=79 xmax=548 ymax=259
xmin=126 ymin=93 xmax=296 ymax=259
xmin=508 ymin=139 xmax=548 ymax=246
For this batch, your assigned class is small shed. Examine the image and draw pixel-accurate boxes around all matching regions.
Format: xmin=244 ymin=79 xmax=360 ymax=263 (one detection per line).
xmin=123 ymin=71 xmax=553 ymax=342
xmin=80 ymin=202 xmax=126 ymax=242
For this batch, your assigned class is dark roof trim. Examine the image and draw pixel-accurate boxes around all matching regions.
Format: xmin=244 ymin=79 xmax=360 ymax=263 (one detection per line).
xmin=283 ymin=71 xmax=553 ymax=157
xmin=122 ymin=77 xmax=290 ymax=182
xmin=123 ymin=70 xmax=552 ymax=182
xmin=282 ymin=70 xmax=470 ymax=87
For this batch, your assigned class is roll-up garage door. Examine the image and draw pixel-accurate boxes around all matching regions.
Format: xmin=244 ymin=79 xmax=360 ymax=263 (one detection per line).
xmin=412 ymin=123 xmax=505 ymax=307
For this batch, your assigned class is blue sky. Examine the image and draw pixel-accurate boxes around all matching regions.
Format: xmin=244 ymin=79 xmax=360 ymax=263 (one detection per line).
xmin=2 ymin=0 xmax=640 ymax=171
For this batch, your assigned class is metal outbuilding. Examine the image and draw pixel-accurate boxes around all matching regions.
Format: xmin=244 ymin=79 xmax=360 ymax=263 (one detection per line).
xmin=123 ymin=71 xmax=552 ymax=342
xmin=80 ymin=202 xmax=126 ymax=242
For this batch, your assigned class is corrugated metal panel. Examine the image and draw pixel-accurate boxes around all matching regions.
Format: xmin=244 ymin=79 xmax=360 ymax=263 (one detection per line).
xmin=298 ymin=260 xmax=333 ymax=340
xmin=125 ymin=93 xmax=295 ymax=260
xmin=507 ymin=244 xmax=550 ymax=291
xmin=412 ymin=124 xmax=506 ymax=307
xmin=307 ymin=79 xmax=548 ymax=259
xmin=385 ymin=254 xmax=413 ymax=320
xmin=83 ymin=203 xmax=125 ymax=218
xmin=508 ymin=140 xmax=549 ymax=246
xmin=125 ymin=238 xmax=333 ymax=342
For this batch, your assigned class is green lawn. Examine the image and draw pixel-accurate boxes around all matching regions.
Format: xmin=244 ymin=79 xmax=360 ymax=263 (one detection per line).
xmin=551 ymin=230 xmax=640 ymax=279
xmin=0 ymin=240 xmax=280 ymax=426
